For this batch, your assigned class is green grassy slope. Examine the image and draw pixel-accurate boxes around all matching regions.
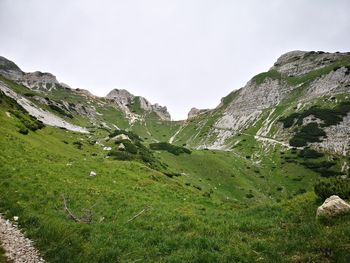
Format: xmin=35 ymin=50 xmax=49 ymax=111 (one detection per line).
xmin=0 ymin=247 xmax=10 ymax=263
xmin=1 ymin=93 xmax=350 ymax=262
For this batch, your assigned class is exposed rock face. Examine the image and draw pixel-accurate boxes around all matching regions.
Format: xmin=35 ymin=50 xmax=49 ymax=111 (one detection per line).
xmin=305 ymin=66 xmax=350 ymax=100
xmin=0 ymin=81 xmax=88 ymax=133
xmin=111 ymin=134 xmax=130 ymax=142
xmin=316 ymin=113 xmax=350 ymax=156
xmin=212 ymin=77 xmax=293 ymax=148
xmin=21 ymin=71 xmax=61 ymax=91
xmin=271 ymin=50 xmax=349 ymax=76
xmin=106 ymin=89 xmax=133 ymax=110
xmin=106 ymin=89 xmax=171 ymax=121
xmin=187 ymin=107 xmax=209 ymax=119
xmin=316 ymin=195 xmax=350 ymax=218
xmin=0 ymin=56 xmax=24 ymax=80
xmin=0 ymin=56 xmax=69 ymax=91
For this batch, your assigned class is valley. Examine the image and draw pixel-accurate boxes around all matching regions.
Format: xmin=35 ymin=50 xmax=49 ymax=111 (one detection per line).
xmin=0 ymin=51 xmax=350 ymax=262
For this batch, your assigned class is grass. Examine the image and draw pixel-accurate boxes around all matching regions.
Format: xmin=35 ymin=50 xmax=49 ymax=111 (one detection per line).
xmin=0 ymin=247 xmax=10 ymax=263
xmin=2 ymin=99 xmax=350 ymax=262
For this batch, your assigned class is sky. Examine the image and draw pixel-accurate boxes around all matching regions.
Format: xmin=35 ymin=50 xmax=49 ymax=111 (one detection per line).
xmin=0 ymin=0 xmax=349 ymax=120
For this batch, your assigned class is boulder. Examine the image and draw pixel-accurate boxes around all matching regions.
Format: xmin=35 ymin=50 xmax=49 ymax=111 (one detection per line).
xmin=111 ymin=134 xmax=130 ymax=142
xmin=118 ymin=143 xmax=126 ymax=151
xmin=103 ymin=146 xmax=112 ymax=151
xmin=316 ymin=195 xmax=350 ymax=218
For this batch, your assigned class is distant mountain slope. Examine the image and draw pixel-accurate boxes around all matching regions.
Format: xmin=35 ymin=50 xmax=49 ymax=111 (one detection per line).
xmin=1 ymin=51 xmax=350 ymax=157
xmin=174 ymin=51 xmax=350 ymax=156
xmin=0 ymin=56 xmax=175 ymax=142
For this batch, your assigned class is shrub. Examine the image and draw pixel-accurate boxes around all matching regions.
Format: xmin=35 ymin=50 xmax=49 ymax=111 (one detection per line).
xmin=289 ymin=123 xmax=326 ymax=147
xmin=164 ymin=172 xmax=181 ymax=178
xmin=301 ymin=161 xmax=341 ymax=177
xmin=48 ymin=104 xmax=73 ymax=119
xmin=314 ymin=178 xmax=350 ymax=200
xmin=149 ymin=142 xmax=191 ymax=155
xmin=18 ymin=126 xmax=29 ymax=135
xmin=289 ymin=137 xmax=307 ymax=147
xmin=108 ymin=150 xmax=135 ymax=161
xmin=73 ymin=141 xmax=83 ymax=150
xmin=245 ymin=193 xmax=254 ymax=198
xmin=280 ymin=100 xmax=350 ymax=129
xmin=295 ymin=188 xmax=307 ymax=195
xmin=9 ymin=109 xmax=45 ymax=131
xmin=122 ymin=141 xmax=138 ymax=154
xmin=298 ymin=148 xmax=324 ymax=158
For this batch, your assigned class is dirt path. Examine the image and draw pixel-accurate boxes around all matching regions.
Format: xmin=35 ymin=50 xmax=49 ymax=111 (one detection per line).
xmin=0 ymin=215 xmax=44 ymax=263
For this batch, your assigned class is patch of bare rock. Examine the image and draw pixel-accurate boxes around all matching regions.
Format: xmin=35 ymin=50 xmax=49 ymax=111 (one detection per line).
xmin=0 ymin=215 xmax=45 ymax=263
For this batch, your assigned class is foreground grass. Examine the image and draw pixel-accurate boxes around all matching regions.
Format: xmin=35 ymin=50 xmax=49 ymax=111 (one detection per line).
xmin=1 ymin=106 xmax=350 ymax=262
xmin=0 ymin=247 xmax=10 ymax=263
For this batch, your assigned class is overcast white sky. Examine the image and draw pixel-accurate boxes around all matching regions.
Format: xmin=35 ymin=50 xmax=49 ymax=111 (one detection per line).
xmin=1 ymin=0 xmax=349 ymax=120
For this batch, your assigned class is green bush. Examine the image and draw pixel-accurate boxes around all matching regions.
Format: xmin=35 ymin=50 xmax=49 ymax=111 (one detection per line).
xmin=18 ymin=126 xmax=29 ymax=135
xmin=245 ymin=193 xmax=254 ymax=198
xmin=298 ymin=148 xmax=324 ymax=158
xmin=48 ymin=103 xmax=73 ymax=119
xmin=149 ymin=142 xmax=191 ymax=155
xmin=73 ymin=141 xmax=83 ymax=150
xmin=9 ymin=109 xmax=45 ymax=132
xmin=314 ymin=178 xmax=350 ymax=200
xmin=121 ymin=141 xmax=138 ymax=154
xmin=289 ymin=137 xmax=307 ymax=147
xmin=301 ymin=161 xmax=341 ymax=177
xmin=289 ymin=123 xmax=326 ymax=147
xmin=280 ymin=100 xmax=350 ymax=129
xmin=108 ymin=150 xmax=135 ymax=161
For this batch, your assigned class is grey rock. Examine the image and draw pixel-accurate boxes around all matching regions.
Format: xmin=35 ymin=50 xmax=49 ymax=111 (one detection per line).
xmin=187 ymin=107 xmax=209 ymax=119
xmin=316 ymin=195 xmax=350 ymax=218
xmin=271 ymin=50 xmax=348 ymax=76
xmin=106 ymin=89 xmax=171 ymax=121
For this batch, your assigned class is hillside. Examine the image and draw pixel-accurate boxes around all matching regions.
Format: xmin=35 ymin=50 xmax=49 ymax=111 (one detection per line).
xmin=0 ymin=52 xmax=350 ymax=262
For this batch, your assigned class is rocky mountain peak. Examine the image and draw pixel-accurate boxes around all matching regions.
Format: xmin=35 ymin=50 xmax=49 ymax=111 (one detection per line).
xmin=0 ymin=56 xmax=24 ymax=80
xmin=21 ymin=71 xmax=62 ymax=91
xmin=0 ymin=56 xmax=68 ymax=91
xmin=106 ymin=88 xmax=171 ymax=121
xmin=187 ymin=107 xmax=208 ymax=119
xmin=271 ymin=50 xmax=350 ymax=76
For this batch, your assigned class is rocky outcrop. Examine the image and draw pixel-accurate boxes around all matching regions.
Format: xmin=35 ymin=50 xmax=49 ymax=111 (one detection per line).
xmin=0 ymin=81 xmax=88 ymax=133
xmin=316 ymin=195 xmax=350 ymax=218
xmin=0 ymin=56 xmax=69 ymax=91
xmin=305 ymin=66 xmax=350 ymax=100
xmin=187 ymin=107 xmax=209 ymax=119
xmin=212 ymin=77 xmax=293 ymax=148
xmin=316 ymin=113 xmax=350 ymax=156
xmin=271 ymin=50 xmax=349 ymax=76
xmin=0 ymin=56 xmax=24 ymax=80
xmin=106 ymin=89 xmax=171 ymax=121
xmin=106 ymin=89 xmax=134 ymax=110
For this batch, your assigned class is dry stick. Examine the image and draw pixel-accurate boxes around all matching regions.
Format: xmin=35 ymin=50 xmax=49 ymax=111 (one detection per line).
xmin=127 ymin=206 xmax=151 ymax=223
xmin=62 ymin=194 xmax=81 ymax=223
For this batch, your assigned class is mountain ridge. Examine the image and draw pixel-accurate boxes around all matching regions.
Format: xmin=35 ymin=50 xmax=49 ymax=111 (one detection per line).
xmin=1 ymin=50 xmax=349 ymax=157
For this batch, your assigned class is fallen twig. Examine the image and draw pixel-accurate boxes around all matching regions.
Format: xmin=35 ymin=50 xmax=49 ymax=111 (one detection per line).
xmin=62 ymin=194 xmax=81 ymax=223
xmin=127 ymin=206 xmax=151 ymax=223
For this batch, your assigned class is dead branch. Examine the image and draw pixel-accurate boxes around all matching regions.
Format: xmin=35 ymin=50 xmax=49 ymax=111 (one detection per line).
xmin=62 ymin=194 xmax=81 ymax=223
xmin=127 ymin=206 xmax=151 ymax=223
